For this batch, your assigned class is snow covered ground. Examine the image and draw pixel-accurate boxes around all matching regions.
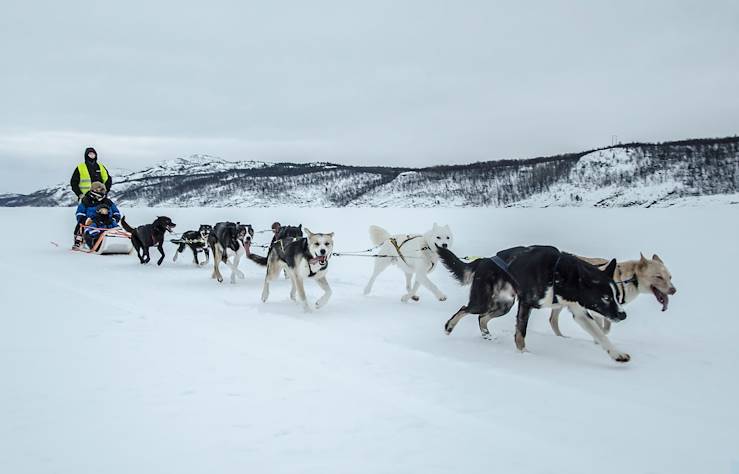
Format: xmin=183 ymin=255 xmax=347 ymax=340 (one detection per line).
xmin=1 ymin=206 xmax=738 ymax=474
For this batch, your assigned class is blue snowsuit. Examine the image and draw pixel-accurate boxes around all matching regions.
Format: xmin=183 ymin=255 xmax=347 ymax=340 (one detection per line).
xmin=83 ymin=217 xmax=120 ymax=248
xmin=75 ymin=196 xmax=121 ymax=225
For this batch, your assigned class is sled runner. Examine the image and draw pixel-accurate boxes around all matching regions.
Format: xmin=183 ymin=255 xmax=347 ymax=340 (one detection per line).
xmin=74 ymin=226 xmax=133 ymax=255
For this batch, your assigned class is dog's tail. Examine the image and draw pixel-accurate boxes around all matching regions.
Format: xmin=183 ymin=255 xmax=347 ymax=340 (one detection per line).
xmin=368 ymin=225 xmax=391 ymax=246
xmin=120 ymin=216 xmax=136 ymax=234
xmin=248 ymin=253 xmax=268 ymax=266
xmin=437 ymin=246 xmax=478 ymax=286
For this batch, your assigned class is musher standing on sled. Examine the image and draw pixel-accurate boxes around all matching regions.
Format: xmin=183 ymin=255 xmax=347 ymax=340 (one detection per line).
xmin=69 ymin=147 xmax=112 ymax=201
xmin=73 ymin=182 xmax=121 ymax=248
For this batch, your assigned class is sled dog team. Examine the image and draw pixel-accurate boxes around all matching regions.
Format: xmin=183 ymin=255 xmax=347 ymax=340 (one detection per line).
xmin=119 ymin=215 xmax=676 ymax=364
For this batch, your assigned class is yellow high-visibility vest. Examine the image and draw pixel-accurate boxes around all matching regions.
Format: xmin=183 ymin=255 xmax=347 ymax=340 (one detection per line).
xmin=77 ymin=162 xmax=109 ymax=194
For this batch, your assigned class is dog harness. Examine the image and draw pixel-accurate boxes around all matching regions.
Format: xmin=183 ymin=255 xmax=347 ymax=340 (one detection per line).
xmin=389 ymin=235 xmax=421 ymax=266
xmin=389 ymin=235 xmax=437 ymax=272
xmin=551 ymin=253 xmax=563 ymax=304
xmin=614 ymin=274 xmax=638 ymax=304
xmin=307 ymin=257 xmax=329 ymax=277
xmin=490 ymin=254 xmax=520 ymax=290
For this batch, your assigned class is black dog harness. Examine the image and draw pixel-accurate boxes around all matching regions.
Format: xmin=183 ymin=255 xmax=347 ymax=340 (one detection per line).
xmin=307 ymin=257 xmax=329 ymax=277
xmin=551 ymin=253 xmax=563 ymax=304
xmin=490 ymin=254 xmax=521 ymax=291
xmin=614 ymin=274 xmax=638 ymax=304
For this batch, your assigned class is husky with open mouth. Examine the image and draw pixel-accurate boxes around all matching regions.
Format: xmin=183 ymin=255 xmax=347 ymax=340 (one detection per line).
xmin=549 ymin=253 xmax=676 ymax=337
xmin=252 ymin=227 xmax=334 ymax=312
xmin=208 ymin=221 xmax=254 ymax=284
xmin=438 ymin=245 xmax=631 ymax=363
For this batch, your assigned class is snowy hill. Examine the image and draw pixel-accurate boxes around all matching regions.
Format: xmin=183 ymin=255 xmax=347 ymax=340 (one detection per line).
xmin=1 ymin=137 xmax=737 ymax=207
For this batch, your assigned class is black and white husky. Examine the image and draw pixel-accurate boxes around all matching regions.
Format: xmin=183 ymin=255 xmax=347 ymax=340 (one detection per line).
xmin=363 ymin=223 xmax=453 ymax=302
xmin=173 ymin=224 xmax=213 ymax=265
xmin=438 ymin=245 xmax=631 ymax=363
xmin=208 ymin=222 xmax=253 ymax=283
xmin=250 ymin=227 xmax=334 ymax=312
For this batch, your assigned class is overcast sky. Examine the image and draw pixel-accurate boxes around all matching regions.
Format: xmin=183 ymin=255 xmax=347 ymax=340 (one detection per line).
xmin=1 ymin=0 xmax=737 ymax=193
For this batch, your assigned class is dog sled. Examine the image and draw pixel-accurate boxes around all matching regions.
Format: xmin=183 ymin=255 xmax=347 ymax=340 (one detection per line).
xmin=74 ymin=226 xmax=133 ymax=255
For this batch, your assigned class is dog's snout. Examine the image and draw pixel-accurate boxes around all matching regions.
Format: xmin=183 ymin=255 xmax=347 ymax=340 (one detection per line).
xmin=615 ymin=310 xmax=627 ymax=321
xmin=320 ymin=249 xmax=326 ymax=255
xmin=669 ymin=287 xmax=677 ymax=295
xmin=442 ymin=243 xmax=448 ymax=249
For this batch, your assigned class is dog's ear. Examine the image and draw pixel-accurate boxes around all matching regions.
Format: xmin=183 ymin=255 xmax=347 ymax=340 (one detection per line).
xmin=639 ymin=252 xmax=649 ymax=268
xmin=652 ymin=253 xmax=663 ymax=263
xmin=602 ymin=258 xmax=618 ymax=278
xmin=304 ymin=227 xmax=313 ymax=236
xmin=327 ymin=232 xmax=334 ymax=238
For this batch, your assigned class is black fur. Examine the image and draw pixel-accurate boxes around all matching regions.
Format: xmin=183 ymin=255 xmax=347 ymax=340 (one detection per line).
xmin=174 ymin=224 xmax=213 ymax=265
xmin=121 ymin=216 xmax=176 ymax=265
xmin=248 ymin=224 xmax=303 ymax=267
xmin=208 ymin=222 xmax=253 ymax=262
xmin=438 ymin=245 xmax=625 ymax=351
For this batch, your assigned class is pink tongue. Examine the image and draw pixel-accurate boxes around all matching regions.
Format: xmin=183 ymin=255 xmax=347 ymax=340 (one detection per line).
xmin=244 ymin=242 xmax=251 ymax=256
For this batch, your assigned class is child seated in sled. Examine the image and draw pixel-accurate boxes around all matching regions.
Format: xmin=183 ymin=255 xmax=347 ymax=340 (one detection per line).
xmin=82 ymin=202 xmax=121 ymax=249
xmin=74 ymin=181 xmax=121 ymax=248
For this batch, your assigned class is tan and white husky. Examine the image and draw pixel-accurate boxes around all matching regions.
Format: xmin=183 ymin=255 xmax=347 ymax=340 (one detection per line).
xmin=549 ymin=253 xmax=677 ymax=336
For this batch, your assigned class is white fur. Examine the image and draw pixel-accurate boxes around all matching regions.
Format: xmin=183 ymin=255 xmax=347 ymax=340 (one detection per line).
xmin=363 ymin=223 xmax=453 ymax=303
xmin=212 ymin=241 xmax=246 ymax=284
xmin=262 ymin=229 xmax=334 ymax=312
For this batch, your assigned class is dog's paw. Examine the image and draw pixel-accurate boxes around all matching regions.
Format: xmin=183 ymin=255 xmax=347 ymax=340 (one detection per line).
xmin=401 ymin=295 xmax=410 ymax=303
xmin=303 ymin=305 xmax=313 ymax=313
xmin=481 ymin=331 xmax=495 ymax=341
xmin=411 ymin=295 xmax=420 ymax=302
xmin=438 ymin=295 xmax=447 ymax=302
xmin=444 ymin=323 xmax=454 ymax=335
xmin=609 ymin=351 xmax=631 ymax=363
xmin=514 ymin=334 xmax=527 ymax=352
xmin=217 ymin=276 xmax=223 ymax=283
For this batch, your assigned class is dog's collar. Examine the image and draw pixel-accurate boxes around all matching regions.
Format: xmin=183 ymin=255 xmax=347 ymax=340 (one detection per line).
xmin=619 ymin=275 xmax=638 ymax=288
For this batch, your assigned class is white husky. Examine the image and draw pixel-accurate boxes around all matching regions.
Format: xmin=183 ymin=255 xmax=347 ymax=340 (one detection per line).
xmin=363 ymin=223 xmax=453 ymax=302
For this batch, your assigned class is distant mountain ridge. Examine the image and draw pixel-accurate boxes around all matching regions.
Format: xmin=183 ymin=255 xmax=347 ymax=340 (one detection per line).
xmin=1 ymin=136 xmax=737 ymax=207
